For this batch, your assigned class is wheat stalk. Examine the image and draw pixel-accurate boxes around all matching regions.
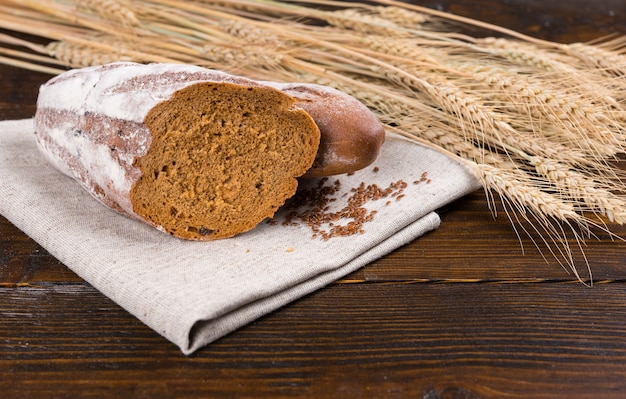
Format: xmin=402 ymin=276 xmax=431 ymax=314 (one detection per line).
xmin=0 ymin=0 xmax=625 ymax=281
xmin=75 ymin=0 xmax=140 ymax=27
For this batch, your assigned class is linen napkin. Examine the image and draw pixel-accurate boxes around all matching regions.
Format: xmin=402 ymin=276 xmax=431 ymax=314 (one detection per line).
xmin=0 ymin=118 xmax=480 ymax=354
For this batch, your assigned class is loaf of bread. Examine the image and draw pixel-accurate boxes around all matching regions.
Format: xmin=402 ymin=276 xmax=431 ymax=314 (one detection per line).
xmin=34 ymin=62 xmax=384 ymax=240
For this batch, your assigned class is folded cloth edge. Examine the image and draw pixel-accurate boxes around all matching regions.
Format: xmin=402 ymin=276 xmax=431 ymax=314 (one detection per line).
xmin=183 ymin=211 xmax=440 ymax=354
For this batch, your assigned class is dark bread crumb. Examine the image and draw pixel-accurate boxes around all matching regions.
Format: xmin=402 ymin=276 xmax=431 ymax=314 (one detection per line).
xmin=130 ymin=82 xmax=320 ymax=240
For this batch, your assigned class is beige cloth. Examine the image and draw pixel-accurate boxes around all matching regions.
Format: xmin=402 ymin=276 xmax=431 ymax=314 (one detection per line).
xmin=0 ymin=118 xmax=480 ymax=354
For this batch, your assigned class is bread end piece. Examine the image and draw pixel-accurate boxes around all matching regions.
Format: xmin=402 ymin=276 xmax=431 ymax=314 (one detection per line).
xmin=270 ymin=83 xmax=386 ymax=178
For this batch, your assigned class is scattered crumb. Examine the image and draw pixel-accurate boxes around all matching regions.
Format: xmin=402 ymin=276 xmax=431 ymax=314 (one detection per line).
xmin=286 ymin=247 xmax=295 ymax=252
xmin=373 ymin=166 xmax=379 ymax=173
xmin=413 ymin=171 xmax=431 ymax=185
xmin=267 ymin=169 xmax=432 ymax=239
xmin=280 ymin=170 xmax=410 ymax=240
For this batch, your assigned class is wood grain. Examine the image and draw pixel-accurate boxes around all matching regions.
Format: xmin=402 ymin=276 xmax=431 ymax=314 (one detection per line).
xmin=2 ymin=1 xmax=626 ymax=398
xmin=2 ymin=283 xmax=626 ymax=398
xmin=438 ymin=0 xmax=626 ymax=42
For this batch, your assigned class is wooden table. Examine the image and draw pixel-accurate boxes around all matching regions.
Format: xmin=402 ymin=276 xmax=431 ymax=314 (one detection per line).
xmin=2 ymin=1 xmax=626 ymax=398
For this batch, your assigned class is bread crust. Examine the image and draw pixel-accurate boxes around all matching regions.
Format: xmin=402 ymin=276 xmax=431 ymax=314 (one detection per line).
xmin=270 ymin=82 xmax=385 ymax=177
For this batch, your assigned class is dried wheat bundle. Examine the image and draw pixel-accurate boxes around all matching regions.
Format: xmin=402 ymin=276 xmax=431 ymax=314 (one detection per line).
xmin=1 ymin=0 xmax=626 ymax=281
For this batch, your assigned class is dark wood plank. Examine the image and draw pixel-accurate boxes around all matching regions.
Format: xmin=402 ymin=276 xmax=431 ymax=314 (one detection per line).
xmin=437 ymin=0 xmax=626 ymax=42
xmin=0 ymin=59 xmax=50 ymax=121
xmin=2 ymin=282 xmax=626 ymax=398
xmin=0 ymin=215 xmax=81 ymax=286
xmin=349 ymin=191 xmax=626 ymax=283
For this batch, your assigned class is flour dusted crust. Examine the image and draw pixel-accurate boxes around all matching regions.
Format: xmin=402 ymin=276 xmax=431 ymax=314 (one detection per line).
xmin=35 ymin=62 xmax=321 ymax=240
